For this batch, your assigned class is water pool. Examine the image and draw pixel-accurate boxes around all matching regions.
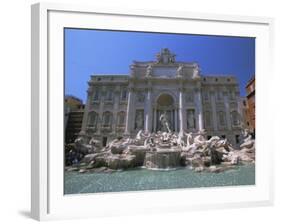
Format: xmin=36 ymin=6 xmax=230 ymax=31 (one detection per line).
xmin=64 ymin=164 xmax=255 ymax=194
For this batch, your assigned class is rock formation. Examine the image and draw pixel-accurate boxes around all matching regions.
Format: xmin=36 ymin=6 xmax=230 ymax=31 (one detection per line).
xmin=65 ymin=129 xmax=255 ymax=173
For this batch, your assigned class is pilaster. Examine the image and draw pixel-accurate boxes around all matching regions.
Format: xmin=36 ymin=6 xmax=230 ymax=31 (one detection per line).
xmin=195 ymin=87 xmax=204 ymax=131
xmin=174 ymin=107 xmax=178 ymax=132
xmin=125 ymin=86 xmax=135 ymax=135
xmin=210 ymin=90 xmax=218 ymax=131
xmin=223 ymin=91 xmax=232 ymax=131
xmin=112 ymin=88 xmax=120 ymax=133
xmin=144 ymin=86 xmax=153 ymax=133
xmin=153 ymin=107 xmax=157 ymax=132
xmin=97 ymin=98 xmax=104 ymax=135
xmin=178 ymin=88 xmax=184 ymax=133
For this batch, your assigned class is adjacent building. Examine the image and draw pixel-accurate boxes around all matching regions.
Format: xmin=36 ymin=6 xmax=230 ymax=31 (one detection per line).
xmin=245 ymin=76 xmax=255 ymax=134
xmin=238 ymin=97 xmax=248 ymax=129
xmin=80 ymin=49 xmax=243 ymax=146
xmin=65 ymin=95 xmax=85 ymax=143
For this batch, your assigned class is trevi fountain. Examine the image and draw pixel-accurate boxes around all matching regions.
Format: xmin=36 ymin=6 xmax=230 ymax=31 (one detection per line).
xmin=64 ymin=112 xmax=255 ymax=194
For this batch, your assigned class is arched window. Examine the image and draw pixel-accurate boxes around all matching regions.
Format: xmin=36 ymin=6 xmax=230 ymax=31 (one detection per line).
xmin=102 ymin=111 xmax=112 ymax=127
xmin=231 ymin=111 xmax=239 ymax=126
xmin=136 ymin=92 xmax=145 ymax=103
xmin=88 ymin=111 xmax=98 ymax=128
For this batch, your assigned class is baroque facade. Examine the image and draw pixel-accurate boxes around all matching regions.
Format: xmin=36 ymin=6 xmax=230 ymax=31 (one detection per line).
xmin=80 ymin=49 xmax=243 ymax=146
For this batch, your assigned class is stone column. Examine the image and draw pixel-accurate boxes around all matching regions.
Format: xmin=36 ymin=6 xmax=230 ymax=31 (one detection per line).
xmin=125 ymin=87 xmax=135 ymax=135
xmin=172 ymin=110 xmax=174 ymax=131
xmin=153 ymin=107 xmax=157 ymax=132
xmin=112 ymin=89 xmax=120 ymax=133
xmin=223 ymin=92 xmax=232 ymax=130
xmin=144 ymin=88 xmax=152 ymax=133
xmin=179 ymin=89 xmax=184 ymax=133
xmin=195 ymin=88 xmax=204 ymax=131
xmin=174 ymin=108 xmax=178 ymax=132
xmin=210 ymin=91 xmax=218 ymax=131
xmin=97 ymin=91 xmax=105 ymax=135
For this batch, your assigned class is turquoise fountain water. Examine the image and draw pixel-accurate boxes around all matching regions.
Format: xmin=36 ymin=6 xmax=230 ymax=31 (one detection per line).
xmin=64 ymin=164 xmax=255 ymax=194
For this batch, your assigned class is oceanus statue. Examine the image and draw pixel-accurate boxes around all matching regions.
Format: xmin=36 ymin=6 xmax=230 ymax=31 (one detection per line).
xmin=159 ymin=111 xmax=171 ymax=133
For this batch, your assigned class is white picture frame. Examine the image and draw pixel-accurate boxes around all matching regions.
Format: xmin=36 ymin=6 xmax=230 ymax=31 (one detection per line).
xmin=31 ymin=2 xmax=274 ymax=221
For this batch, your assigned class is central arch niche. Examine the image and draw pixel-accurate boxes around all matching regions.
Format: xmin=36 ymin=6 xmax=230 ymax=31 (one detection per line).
xmin=154 ymin=93 xmax=177 ymax=132
xmin=157 ymin=94 xmax=174 ymax=107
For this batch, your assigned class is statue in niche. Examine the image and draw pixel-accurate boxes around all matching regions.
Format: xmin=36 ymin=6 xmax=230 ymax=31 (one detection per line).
xmin=136 ymin=92 xmax=145 ymax=103
xmin=187 ymin=109 xmax=195 ymax=129
xmin=159 ymin=111 xmax=171 ymax=133
xmin=135 ymin=110 xmax=144 ymax=129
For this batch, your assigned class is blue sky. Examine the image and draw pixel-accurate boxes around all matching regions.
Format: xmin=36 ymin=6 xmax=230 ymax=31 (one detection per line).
xmin=65 ymin=28 xmax=255 ymax=103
